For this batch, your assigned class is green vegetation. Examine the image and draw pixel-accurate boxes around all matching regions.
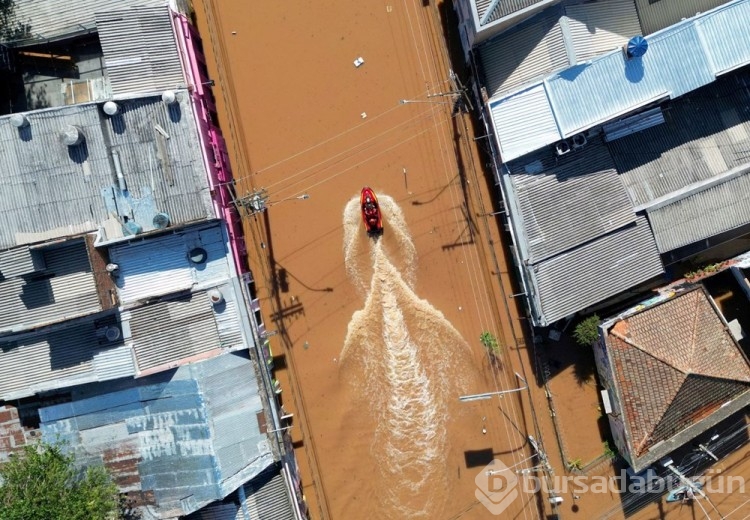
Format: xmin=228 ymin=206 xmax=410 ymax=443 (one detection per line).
xmin=573 ymin=314 xmax=600 ymax=348
xmin=480 ymin=331 xmax=501 ymax=358
xmin=685 ymin=261 xmax=724 ymax=280
xmin=0 ymin=0 xmax=30 ymax=41
xmin=0 ymin=442 xmax=119 ymax=520
xmin=603 ymin=441 xmax=617 ymax=459
xmin=567 ymin=458 xmax=583 ymax=471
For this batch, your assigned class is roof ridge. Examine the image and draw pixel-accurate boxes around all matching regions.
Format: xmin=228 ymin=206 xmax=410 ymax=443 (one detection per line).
xmin=689 ymin=289 xmax=701 ymax=370
xmin=610 ymin=329 xmax=688 ymax=375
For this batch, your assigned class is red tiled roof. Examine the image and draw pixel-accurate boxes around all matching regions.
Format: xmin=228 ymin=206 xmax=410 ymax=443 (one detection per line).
xmin=607 ymin=287 xmax=750 ymax=456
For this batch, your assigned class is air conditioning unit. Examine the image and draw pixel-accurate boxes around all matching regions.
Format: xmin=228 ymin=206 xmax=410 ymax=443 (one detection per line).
xmin=572 ymin=133 xmax=587 ymax=149
xmin=554 ymin=140 xmax=571 ymax=156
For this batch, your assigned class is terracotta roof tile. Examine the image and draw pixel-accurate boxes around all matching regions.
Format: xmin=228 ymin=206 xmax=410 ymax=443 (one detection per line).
xmin=606 ymin=287 xmax=750 ymax=455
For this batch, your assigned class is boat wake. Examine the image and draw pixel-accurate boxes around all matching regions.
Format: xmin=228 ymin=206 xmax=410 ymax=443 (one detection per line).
xmin=340 ymin=193 xmax=474 ymax=518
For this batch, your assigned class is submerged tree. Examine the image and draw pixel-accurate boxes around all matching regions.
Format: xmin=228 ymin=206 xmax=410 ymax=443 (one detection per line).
xmin=0 ymin=0 xmax=30 ymax=41
xmin=0 ymin=442 xmax=119 ymax=520
xmin=573 ymin=314 xmax=601 ymax=348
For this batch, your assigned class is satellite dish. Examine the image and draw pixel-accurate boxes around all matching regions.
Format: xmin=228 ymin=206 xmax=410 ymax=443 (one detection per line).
xmin=153 ymin=212 xmax=171 ymax=229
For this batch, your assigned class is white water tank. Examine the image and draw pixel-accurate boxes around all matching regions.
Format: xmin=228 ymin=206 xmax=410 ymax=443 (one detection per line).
xmin=103 ymin=101 xmax=119 ymax=116
xmin=9 ymin=113 xmax=28 ymax=128
xmin=61 ymin=125 xmax=85 ymax=146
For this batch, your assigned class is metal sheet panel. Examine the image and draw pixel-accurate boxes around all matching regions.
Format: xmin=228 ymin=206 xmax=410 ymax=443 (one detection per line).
xmin=96 ymin=7 xmax=186 ymax=96
xmin=635 ymin=0 xmax=730 ymax=35
xmin=0 ymin=319 xmax=132 ymax=400
xmin=699 ymin=1 xmax=750 ymax=75
xmin=476 ymin=0 xmax=552 ymax=26
xmin=39 ymin=352 xmax=274 ymax=518
xmin=479 ymin=10 xmax=567 ymax=98
xmin=508 ymin=142 xmax=635 ymax=262
xmin=8 ymin=0 xmax=168 ymax=41
xmin=548 ymin=23 xmax=713 ymax=135
xmin=243 ymin=468 xmax=295 ymax=520
xmin=201 ymin=356 xmax=270 ymax=496
xmin=490 ymin=83 xmax=561 ymax=161
xmin=648 ymin=172 xmax=750 ymax=252
xmin=489 ymin=2 xmax=750 ymax=161
xmin=214 ymin=284 xmax=245 ymax=349
xmin=530 ymin=217 xmax=664 ymax=325
xmin=0 ymin=246 xmax=42 ymax=278
xmin=0 ymin=93 xmax=214 ymax=250
xmin=566 ymin=0 xmax=642 ymax=62
xmin=129 ymin=293 xmax=222 ymax=372
xmin=0 ymin=241 xmax=100 ymax=334
xmin=609 ymin=76 xmax=750 ymax=206
xmin=110 ymin=224 xmax=231 ymax=304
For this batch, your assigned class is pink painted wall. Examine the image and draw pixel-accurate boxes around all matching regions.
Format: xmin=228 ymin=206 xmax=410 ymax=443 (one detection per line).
xmin=170 ymin=12 xmax=248 ymax=275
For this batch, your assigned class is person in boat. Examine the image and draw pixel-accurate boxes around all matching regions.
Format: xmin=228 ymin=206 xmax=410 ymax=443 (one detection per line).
xmin=363 ymin=197 xmax=379 ymax=228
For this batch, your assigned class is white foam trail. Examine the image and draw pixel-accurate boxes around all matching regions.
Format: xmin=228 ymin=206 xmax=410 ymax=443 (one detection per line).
xmin=340 ymin=192 xmax=474 ymax=518
xmin=378 ymin=195 xmax=417 ymax=288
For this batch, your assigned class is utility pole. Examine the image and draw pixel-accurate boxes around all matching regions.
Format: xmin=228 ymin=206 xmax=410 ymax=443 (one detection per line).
xmin=233 ymin=188 xmax=269 ymax=217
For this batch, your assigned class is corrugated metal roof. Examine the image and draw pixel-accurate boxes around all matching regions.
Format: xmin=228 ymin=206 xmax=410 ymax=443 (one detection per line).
xmin=243 ymin=467 xmax=296 ymax=520
xmin=489 ymin=0 xmax=750 ymax=162
xmin=648 ymin=170 xmax=750 ymax=252
xmin=507 ymin=142 xmax=635 ymax=263
xmin=478 ymin=10 xmax=567 ymax=98
xmin=479 ymin=0 xmax=639 ymax=99
xmin=490 ymin=83 xmax=562 ymax=160
xmin=0 ymin=240 xmax=101 ymax=335
xmin=128 ymin=293 xmax=222 ymax=372
xmin=0 ymin=316 xmax=134 ymax=400
xmin=698 ymin=1 xmax=750 ymax=73
xmin=183 ymin=465 xmax=296 ymax=520
xmin=214 ymin=283 xmax=246 ymax=350
xmin=6 ymin=0 xmax=168 ymax=42
xmin=635 ymin=0 xmax=729 ymax=35
xmin=39 ymin=351 xmax=273 ymax=518
xmin=529 ymin=216 xmax=664 ymax=325
xmin=567 ymin=0 xmax=641 ymax=62
xmin=610 ymin=75 xmax=750 ymax=206
xmin=0 ymin=93 xmax=213 ymax=250
xmin=109 ymin=223 xmax=231 ymax=305
xmin=476 ymin=0 xmax=551 ymax=26
xmin=96 ymin=6 xmax=186 ymax=97
xmin=0 ymin=246 xmax=43 ymax=278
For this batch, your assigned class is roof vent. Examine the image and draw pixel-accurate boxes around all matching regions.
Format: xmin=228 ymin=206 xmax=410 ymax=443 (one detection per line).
xmin=625 ymin=35 xmax=648 ymax=59
xmin=105 ymin=263 xmax=119 ymax=273
xmin=189 ymin=247 xmax=208 ymax=264
xmin=123 ymin=220 xmax=142 ymax=236
xmin=61 ymin=125 xmax=85 ymax=146
xmin=572 ymin=133 xmax=587 ymax=149
xmin=152 ymin=212 xmax=171 ymax=229
xmin=105 ymin=326 xmax=121 ymax=342
xmin=554 ymin=140 xmax=571 ymax=156
xmin=103 ymin=101 xmax=120 ymax=116
xmin=9 ymin=114 xmax=28 ymax=128
xmin=162 ymin=90 xmax=179 ymax=105
xmin=208 ymin=289 xmax=224 ymax=305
